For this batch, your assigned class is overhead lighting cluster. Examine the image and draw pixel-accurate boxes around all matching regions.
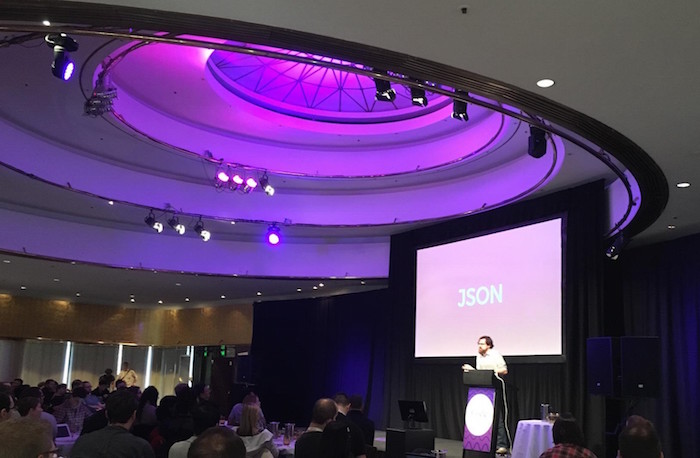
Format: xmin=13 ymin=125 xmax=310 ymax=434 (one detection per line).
xmin=371 ymin=71 xmax=470 ymax=122
xmin=84 ymin=72 xmax=118 ymax=116
xmin=144 ymin=210 xmax=210 ymax=241
xmin=215 ymin=164 xmax=275 ymax=196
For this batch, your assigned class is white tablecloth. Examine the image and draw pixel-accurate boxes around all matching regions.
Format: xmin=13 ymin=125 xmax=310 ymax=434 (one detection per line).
xmin=510 ymin=420 xmax=553 ymax=458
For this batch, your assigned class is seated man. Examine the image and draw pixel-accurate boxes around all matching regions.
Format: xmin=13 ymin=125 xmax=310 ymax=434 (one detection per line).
xmin=71 ymin=390 xmax=155 ymax=458
xmin=295 ymin=398 xmax=337 ymax=458
xmin=188 ymin=427 xmax=246 ymax=458
xmin=0 ymin=417 xmax=56 ymax=458
xmin=228 ymin=392 xmax=266 ymax=430
xmin=346 ymin=395 xmax=375 ymax=446
xmin=618 ymin=415 xmax=663 ymax=458
xmin=52 ymin=386 xmax=92 ymax=434
xmin=168 ymin=404 xmax=220 ymax=458
xmin=539 ymin=414 xmax=596 ymax=458
xmin=333 ymin=393 xmax=367 ymax=458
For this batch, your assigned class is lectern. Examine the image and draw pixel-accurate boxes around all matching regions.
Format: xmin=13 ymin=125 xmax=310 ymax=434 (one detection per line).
xmin=462 ymin=370 xmax=503 ymax=458
xmin=385 ymin=400 xmax=435 ymax=458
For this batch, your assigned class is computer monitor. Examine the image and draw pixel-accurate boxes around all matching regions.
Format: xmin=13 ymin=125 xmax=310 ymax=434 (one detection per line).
xmin=398 ymin=400 xmax=429 ymax=428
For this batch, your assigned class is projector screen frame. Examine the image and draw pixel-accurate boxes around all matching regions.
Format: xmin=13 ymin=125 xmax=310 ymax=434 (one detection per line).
xmin=412 ymin=214 xmax=568 ymax=364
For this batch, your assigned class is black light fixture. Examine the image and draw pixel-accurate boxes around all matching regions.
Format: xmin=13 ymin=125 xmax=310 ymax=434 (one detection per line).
xmin=260 ymin=173 xmax=275 ymax=196
xmin=451 ymin=90 xmax=468 ymax=121
xmin=144 ymin=211 xmax=163 ymax=233
xmin=194 ymin=217 xmax=211 ymax=242
xmin=374 ymin=75 xmax=396 ymax=102
xmin=410 ymin=87 xmax=428 ymax=107
xmin=528 ymin=126 xmax=547 ymax=158
xmin=45 ymin=33 xmax=79 ymax=81
xmin=605 ymin=233 xmax=626 ymax=260
xmin=168 ymin=216 xmax=186 ymax=235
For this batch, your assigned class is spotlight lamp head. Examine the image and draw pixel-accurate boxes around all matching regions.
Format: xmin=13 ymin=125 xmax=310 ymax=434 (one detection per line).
xmin=45 ymin=33 xmax=79 ymax=81
xmin=451 ymin=90 xmax=469 ymax=121
xmin=374 ymin=77 xmax=396 ymax=102
xmin=605 ymin=233 xmax=626 ymax=260
xmin=144 ymin=211 xmax=163 ymax=233
xmin=194 ymin=218 xmax=211 ymax=242
xmin=266 ymin=224 xmax=281 ymax=246
xmin=410 ymin=87 xmax=428 ymax=107
xmin=168 ymin=216 xmax=186 ymax=235
xmin=243 ymin=177 xmax=258 ymax=193
xmin=528 ymin=126 xmax=548 ymax=159
xmin=215 ymin=164 xmax=231 ymax=186
xmin=260 ymin=173 xmax=275 ymax=196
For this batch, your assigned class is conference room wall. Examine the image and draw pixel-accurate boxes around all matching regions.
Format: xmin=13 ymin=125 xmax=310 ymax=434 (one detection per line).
xmin=0 ymin=295 xmax=253 ymax=346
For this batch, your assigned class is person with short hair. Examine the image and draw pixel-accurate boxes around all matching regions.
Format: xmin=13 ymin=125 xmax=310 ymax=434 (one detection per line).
xmin=539 ymin=414 xmax=596 ymax=458
xmin=228 ymin=392 xmax=266 ymax=429
xmin=117 ymin=361 xmax=138 ymax=388
xmin=0 ymin=417 xmax=56 ymax=458
xmin=295 ymin=398 xmax=337 ymax=458
xmin=187 ymin=426 xmax=246 ymax=458
xmin=347 ymin=395 xmax=375 ymax=446
xmin=71 ymin=390 xmax=155 ymax=458
xmin=618 ymin=415 xmax=663 ymax=458
xmin=237 ymin=403 xmax=279 ymax=458
xmin=169 ymin=404 xmax=221 ymax=458
xmin=16 ymin=396 xmax=43 ymax=420
xmin=333 ymin=393 xmax=367 ymax=458
xmin=52 ymin=386 xmax=92 ymax=434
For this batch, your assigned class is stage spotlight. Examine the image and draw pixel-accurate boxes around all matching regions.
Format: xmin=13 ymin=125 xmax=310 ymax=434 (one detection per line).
xmin=410 ymin=87 xmax=428 ymax=107
xmin=260 ymin=174 xmax=275 ymax=196
xmin=374 ymin=78 xmax=396 ymax=102
xmin=194 ymin=218 xmax=211 ymax=242
xmin=451 ymin=90 xmax=468 ymax=121
xmin=243 ymin=177 xmax=258 ymax=193
xmin=144 ymin=211 xmax=163 ymax=233
xmin=266 ymin=224 xmax=281 ymax=246
xmin=168 ymin=216 xmax=186 ymax=235
xmin=528 ymin=126 xmax=547 ymax=158
xmin=605 ymin=233 xmax=626 ymax=260
xmin=45 ymin=33 xmax=79 ymax=81
xmin=215 ymin=164 xmax=230 ymax=186
xmin=230 ymin=173 xmax=244 ymax=190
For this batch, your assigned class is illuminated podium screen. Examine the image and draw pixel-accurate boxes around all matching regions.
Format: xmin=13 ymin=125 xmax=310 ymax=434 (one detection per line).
xmin=463 ymin=386 xmax=497 ymax=456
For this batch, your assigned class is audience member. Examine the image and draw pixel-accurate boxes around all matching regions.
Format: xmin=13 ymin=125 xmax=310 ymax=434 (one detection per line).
xmin=71 ymin=389 xmax=155 ymax=458
xmin=49 ymin=383 xmax=68 ymax=410
xmin=118 ymin=361 xmax=138 ymax=387
xmin=192 ymin=383 xmax=214 ymax=408
xmin=295 ymin=398 xmax=337 ymax=458
xmin=237 ymin=403 xmax=279 ymax=458
xmin=102 ymin=368 xmax=116 ymax=388
xmin=618 ymin=415 xmax=663 ymax=458
xmin=94 ymin=376 xmax=112 ymax=401
xmin=115 ymin=379 xmax=127 ymax=390
xmin=18 ymin=386 xmax=58 ymax=437
xmin=187 ymin=426 xmax=246 ymax=458
xmin=333 ymin=393 xmax=367 ymax=458
xmin=320 ymin=419 xmax=353 ymax=458
xmin=16 ymin=396 xmax=43 ymax=420
xmin=228 ymin=392 xmax=267 ymax=430
xmin=169 ymin=404 xmax=220 ymax=458
xmin=347 ymin=395 xmax=375 ymax=446
xmin=137 ymin=386 xmax=160 ymax=426
xmin=53 ymin=386 xmax=92 ymax=434
xmin=0 ymin=392 xmax=15 ymax=423
xmin=0 ymin=417 xmax=55 ymax=458
xmin=84 ymin=380 xmax=105 ymax=411
xmin=539 ymin=414 xmax=596 ymax=458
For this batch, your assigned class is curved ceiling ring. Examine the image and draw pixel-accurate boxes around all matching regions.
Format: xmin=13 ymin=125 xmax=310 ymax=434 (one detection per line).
xmin=0 ymin=1 xmax=666 ymax=238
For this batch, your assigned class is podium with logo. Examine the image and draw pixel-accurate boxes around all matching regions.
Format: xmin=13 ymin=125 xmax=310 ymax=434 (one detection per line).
xmin=462 ymin=370 xmax=503 ymax=457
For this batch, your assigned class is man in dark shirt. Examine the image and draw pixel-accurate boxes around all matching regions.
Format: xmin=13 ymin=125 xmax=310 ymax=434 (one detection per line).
xmin=295 ymin=398 xmax=337 ymax=458
xmin=71 ymin=389 xmax=155 ymax=458
xmin=334 ymin=392 xmax=367 ymax=458
xmin=346 ymin=395 xmax=375 ymax=447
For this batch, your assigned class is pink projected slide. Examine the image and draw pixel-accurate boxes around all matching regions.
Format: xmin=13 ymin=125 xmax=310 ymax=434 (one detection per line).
xmin=415 ymin=218 xmax=562 ymax=358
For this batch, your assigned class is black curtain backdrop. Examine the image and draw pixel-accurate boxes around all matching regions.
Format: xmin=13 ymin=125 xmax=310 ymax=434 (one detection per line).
xmin=619 ymin=234 xmax=700 ymax=458
xmin=250 ymin=289 xmax=388 ymax=426
xmin=383 ymin=181 xmax=608 ymax=450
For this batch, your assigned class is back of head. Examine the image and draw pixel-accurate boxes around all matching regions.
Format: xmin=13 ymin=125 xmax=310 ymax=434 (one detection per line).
xmin=72 ymin=386 xmax=88 ymax=399
xmin=552 ymin=414 xmax=585 ymax=447
xmin=19 ymin=387 xmax=42 ymax=399
xmin=242 ymin=392 xmax=260 ymax=405
xmin=193 ymin=404 xmax=221 ymax=435
xmin=333 ymin=392 xmax=350 ymax=408
xmin=237 ymin=403 xmax=261 ymax=436
xmin=349 ymin=395 xmax=363 ymax=410
xmin=618 ymin=417 xmax=662 ymax=458
xmin=311 ymin=398 xmax=338 ymax=425
xmin=0 ymin=418 xmax=54 ymax=458
xmin=188 ymin=426 xmax=246 ymax=458
xmin=106 ymin=389 xmax=138 ymax=424
xmin=16 ymin=397 xmax=40 ymax=417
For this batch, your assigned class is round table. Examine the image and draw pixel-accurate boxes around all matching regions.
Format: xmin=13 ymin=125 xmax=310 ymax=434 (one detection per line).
xmin=510 ymin=420 xmax=554 ymax=458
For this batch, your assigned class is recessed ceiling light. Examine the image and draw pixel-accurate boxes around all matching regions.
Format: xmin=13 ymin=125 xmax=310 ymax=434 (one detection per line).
xmin=230 ymin=221 xmax=236 ymax=225
xmin=536 ymin=79 xmax=555 ymax=88
xmin=53 ymin=278 xmax=60 ymax=282
xmin=256 ymin=291 xmax=262 ymax=296
xmin=185 ymin=297 xmax=190 ymax=302
xmin=220 ymin=295 xmax=226 ymax=299
xmin=676 ymin=182 xmax=691 ymax=188
xmin=175 ymin=282 xmax=181 ymax=286
xmin=70 ymin=261 xmax=76 ymax=265
xmin=130 ymin=298 xmax=135 ymax=303
xmin=42 ymin=20 xmax=51 ymax=26
xmin=2 ymin=260 xmax=10 ymax=263
xmin=75 ymin=292 xmax=81 ymax=296
xmin=20 ymin=286 xmax=27 ymax=290
xmin=313 ymin=286 xmax=318 ymax=290
xmin=360 ymin=281 xmax=366 ymax=285
xmin=158 ymin=300 xmax=163 ymax=304
xmin=668 ymin=225 xmax=676 ymax=229
xmin=296 ymin=288 xmax=302 ymax=292
xmin=318 ymin=283 xmax=324 ymax=287
xmin=108 ymin=200 xmax=114 ymax=205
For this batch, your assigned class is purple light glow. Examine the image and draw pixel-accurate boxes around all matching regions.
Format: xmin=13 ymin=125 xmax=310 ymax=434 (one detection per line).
xmin=268 ymin=232 xmax=280 ymax=245
xmin=232 ymin=174 xmax=244 ymax=185
xmin=63 ymin=62 xmax=75 ymax=81
xmin=217 ymin=170 xmax=230 ymax=182
xmin=246 ymin=177 xmax=258 ymax=188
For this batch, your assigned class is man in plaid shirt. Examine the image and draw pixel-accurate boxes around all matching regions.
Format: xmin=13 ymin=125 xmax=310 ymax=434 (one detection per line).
xmin=539 ymin=415 xmax=596 ymax=458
